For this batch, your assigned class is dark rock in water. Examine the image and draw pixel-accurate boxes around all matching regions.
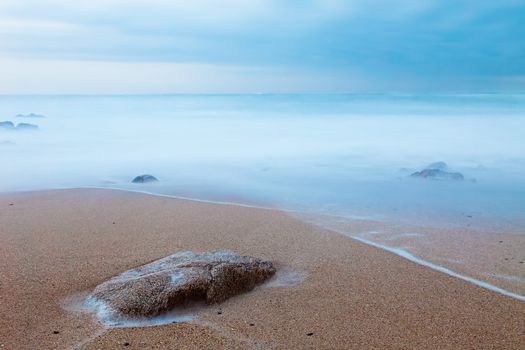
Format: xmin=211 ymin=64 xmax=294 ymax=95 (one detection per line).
xmin=410 ymin=168 xmax=464 ymax=181
xmin=16 ymin=113 xmax=46 ymax=118
xmin=91 ymin=250 xmax=275 ymax=318
xmin=0 ymin=121 xmax=15 ymax=130
xmin=16 ymin=123 xmax=38 ymax=130
xmin=1 ymin=121 xmax=38 ymax=131
xmin=131 ymin=174 xmax=158 ymax=183
xmin=426 ymin=161 xmax=448 ymax=170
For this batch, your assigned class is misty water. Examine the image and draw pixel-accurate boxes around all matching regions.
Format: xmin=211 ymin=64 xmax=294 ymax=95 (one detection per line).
xmin=2 ymin=93 xmax=524 ymax=227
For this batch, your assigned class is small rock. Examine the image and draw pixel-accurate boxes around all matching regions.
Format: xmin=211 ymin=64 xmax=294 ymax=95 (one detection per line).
xmin=53 ymin=331 xmax=60 ymax=334
xmin=16 ymin=123 xmax=38 ymax=130
xmin=131 ymin=174 xmax=159 ymax=184
xmin=249 ymin=323 xmax=255 ymax=326
xmin=410 ymin=168 xmax=464 ymax=181
xmin=306 ymin=332 xmax=314 ymax=336
xmin=16 ymin=113 xmax=46 ymax=118
xmin=123 ymin=342 xmax=130 ymax=347
xmin=217 ymin=310 xmax=223 ymax=315
xmin=0 ymin=121 xmax=15 ymax=130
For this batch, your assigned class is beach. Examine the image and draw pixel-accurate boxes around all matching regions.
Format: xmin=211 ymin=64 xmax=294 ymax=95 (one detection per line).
xmin=1 ymin=188 xmax=524 ymax=349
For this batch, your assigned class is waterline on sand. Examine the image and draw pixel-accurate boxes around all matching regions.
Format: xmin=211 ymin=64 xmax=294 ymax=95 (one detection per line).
xmin=352 ymin=236 xmax=525 ymax=302
xmin=86 ymin=186 xmax=525 ymax=303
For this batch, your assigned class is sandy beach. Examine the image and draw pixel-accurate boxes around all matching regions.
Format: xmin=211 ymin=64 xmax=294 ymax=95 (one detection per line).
xmin=1 ymin=188 xmax=524 ymax=349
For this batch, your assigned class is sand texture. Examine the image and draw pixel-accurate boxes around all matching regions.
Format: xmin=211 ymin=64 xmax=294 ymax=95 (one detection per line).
xmin=1 ymin=188 xmax=524 ymax=349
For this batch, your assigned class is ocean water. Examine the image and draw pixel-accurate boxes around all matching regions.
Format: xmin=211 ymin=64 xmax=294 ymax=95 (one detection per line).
xmin=2 ymin=93 xmax=524 ymax=227
xmin=1 ymin=93 xmax=525 ymax=295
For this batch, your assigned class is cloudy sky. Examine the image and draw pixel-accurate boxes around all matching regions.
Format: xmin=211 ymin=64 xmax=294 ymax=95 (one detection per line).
xmin=0 ymin=0 xmax=524 ymax=93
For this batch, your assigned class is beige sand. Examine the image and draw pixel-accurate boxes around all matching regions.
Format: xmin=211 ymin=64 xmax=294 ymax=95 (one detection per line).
xmin=304 ymin=213 xmax=525 ymax=296
xmin=1 ymin=188 xmax=524 ymax=349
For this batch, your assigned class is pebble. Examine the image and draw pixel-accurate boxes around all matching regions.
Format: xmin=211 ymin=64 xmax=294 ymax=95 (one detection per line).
xmin=53 ymin=331 xmax=59 ymax=334
xmin=123 ymin=341 xmax=130 ymax=347
xmin=249 ymin=323 xmax=255 ymax=327
xmin=306 ymin=332 xmax=314 ymax=336
xmin=217 ymin=310 xmax=223 ymax=315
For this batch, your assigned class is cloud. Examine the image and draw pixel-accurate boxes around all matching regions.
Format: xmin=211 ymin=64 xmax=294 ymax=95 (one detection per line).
xmin=0 ymin=57 xmax=379 ymax=94
xmin=0 ymin=0 xmax=524 ymax=92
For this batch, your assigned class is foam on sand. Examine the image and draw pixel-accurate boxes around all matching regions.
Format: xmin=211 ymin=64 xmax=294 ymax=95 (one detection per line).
xmin=352 ymin=236 xmax=525 ymax=302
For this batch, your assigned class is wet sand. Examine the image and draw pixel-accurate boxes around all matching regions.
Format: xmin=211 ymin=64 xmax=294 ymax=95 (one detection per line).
xmin=1 ymin=188 xmax=524 ymax=349
xmin=304 ymin=213 xmax=525 ymax=296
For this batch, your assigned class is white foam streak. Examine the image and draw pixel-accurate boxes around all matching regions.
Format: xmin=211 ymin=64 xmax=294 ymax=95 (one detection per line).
xmin=84 ymin=295 xmax=195 ymax=327
xmin=352 ymin=236 xmax=525 ymax=302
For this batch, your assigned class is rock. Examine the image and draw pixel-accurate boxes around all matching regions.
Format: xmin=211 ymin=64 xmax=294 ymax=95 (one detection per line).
xmin=16 ymin=113 xmax=45 ymax=118
xmin=410 ymin=168 xmax=464 ymax=181
xmin=0 ymin=121 xmax=38 ymax=131
xmin=0 ymin=121 xmax=15 ymax=130
xmin=16 ymin=123 xmax=38 ymax=130
xmin=410 ymin=162 xmax=465 ymax=181
xmin=91 ymin=250 xmax=275 ymax=318
xmin=131 ymin=174 xmax=159 ymax=183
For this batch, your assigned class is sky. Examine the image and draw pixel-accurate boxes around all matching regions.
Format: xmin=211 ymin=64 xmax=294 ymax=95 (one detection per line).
xmin=0 ymin=0 xmax=524 ymax=94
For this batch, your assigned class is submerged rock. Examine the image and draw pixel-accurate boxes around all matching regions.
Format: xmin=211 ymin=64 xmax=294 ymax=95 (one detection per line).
xmin=411 ymin=168 xmax=464 ymax=181
xmin=0 ymin=121 xmax=15 ymax=130
xmin=16 ymin=123 xmax=39 ymax=130
xmin=16 ymin=113 xmax=46 ymax=118
xmin=1 ymin=121 xmax=39 ymax=130
xmin=131 ymin=174 xmax=159 ymax=183
xmin=91 ymin=250 xmax=275 ymax=318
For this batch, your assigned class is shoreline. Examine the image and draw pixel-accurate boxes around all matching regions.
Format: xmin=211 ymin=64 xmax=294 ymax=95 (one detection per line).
xmin=1 ymin=188 xmax=524 ymax=349
xmin=73 ymin=186 xmax=525 ymax=301
xmin=23 ymin=185 xmax=525 ymax=299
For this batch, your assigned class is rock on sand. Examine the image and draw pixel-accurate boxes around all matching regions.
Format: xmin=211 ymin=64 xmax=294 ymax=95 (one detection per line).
xmin=91 ymin=250 xmax=276 ymax=318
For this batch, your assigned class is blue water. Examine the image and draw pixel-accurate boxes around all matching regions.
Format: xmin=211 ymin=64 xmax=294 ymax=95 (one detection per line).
xmin=1 ymin=93 xmax=525 ymax=229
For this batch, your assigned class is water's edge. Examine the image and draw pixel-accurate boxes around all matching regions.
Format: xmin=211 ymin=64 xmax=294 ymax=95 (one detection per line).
xmin=80 ymin=186 xmax=525 ymax=303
